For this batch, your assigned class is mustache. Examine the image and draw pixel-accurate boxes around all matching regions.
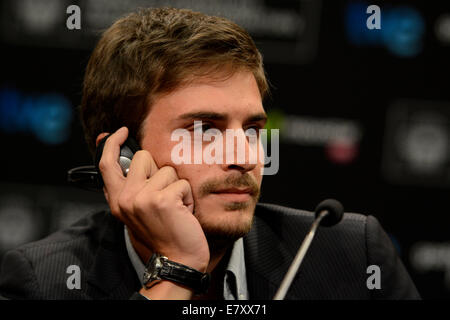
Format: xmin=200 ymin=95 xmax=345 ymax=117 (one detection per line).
xmin=198 ymin=173 xmax=260 ymax=199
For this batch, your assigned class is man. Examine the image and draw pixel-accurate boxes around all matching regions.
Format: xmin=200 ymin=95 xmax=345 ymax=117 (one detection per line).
xmin=0 ymin=7 xmax=419 ymax=300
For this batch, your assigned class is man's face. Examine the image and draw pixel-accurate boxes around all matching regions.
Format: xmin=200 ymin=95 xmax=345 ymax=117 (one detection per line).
xmin=140 ymin=70 xmax=266 ymax=242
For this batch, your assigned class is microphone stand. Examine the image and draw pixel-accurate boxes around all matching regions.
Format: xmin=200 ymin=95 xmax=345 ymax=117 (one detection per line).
xmin=273 ymin=210 xmax=329 ymax=300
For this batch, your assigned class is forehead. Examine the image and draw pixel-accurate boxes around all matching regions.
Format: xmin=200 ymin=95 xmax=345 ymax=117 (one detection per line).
xmin=145 ymin=70 xmax=264 ymax=124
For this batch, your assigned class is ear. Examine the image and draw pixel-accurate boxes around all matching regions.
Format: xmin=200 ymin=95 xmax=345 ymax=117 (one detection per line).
xmin=95 ymin=132 xmax=110 ymax=147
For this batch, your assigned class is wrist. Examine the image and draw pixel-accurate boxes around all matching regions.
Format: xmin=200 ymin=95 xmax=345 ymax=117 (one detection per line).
xmin=143 ymin=253 xmax=210 ymax=295
xmin=139 ymin=280 xmax=194 ymax=300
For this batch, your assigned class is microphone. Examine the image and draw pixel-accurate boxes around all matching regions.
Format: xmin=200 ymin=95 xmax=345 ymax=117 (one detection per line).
xmin=314 ymin=198 xmax=344 ymax=227
xmin=273 ymin=199 xmax=344 ymax=300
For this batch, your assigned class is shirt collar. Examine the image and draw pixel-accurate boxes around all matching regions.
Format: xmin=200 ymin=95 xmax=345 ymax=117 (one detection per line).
xmin=124 ymin=226 xmax=146 ymax=285
xmin=124 ymin=226 xmax=248 ymax=300
xmin=223 ymin=237 xmax=249 ymax=300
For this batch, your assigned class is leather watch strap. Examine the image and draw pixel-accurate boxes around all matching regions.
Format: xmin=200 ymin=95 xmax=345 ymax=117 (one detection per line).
xmin=143 ymin=253 xmax=210 ymax=295
xmin=159 ymin=259 xmax=211 ymax=294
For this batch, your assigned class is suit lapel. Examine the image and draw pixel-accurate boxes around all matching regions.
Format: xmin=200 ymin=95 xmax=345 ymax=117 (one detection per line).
xmin=244 ymin=203 xmax=308 ymax=300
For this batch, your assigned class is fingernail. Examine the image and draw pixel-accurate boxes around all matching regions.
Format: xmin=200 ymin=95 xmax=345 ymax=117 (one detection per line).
xmin=117 ymin=126 xmax=128 ymax=133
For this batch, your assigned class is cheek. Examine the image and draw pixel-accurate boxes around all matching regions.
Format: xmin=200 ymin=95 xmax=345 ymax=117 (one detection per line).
xmin=143 ymin=138 xmax=181 ymax=169
xmin=142 ymin=133 xmax=212 ymax=194
xmin=170 ymin=164 xmax=210 ymax=194
xmin=254 ymin=164 xmax=263 ymax=185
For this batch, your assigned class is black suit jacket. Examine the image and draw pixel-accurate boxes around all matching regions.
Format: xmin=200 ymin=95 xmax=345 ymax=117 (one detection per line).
xmin=0 ymin=203 xmax=420 ymax=299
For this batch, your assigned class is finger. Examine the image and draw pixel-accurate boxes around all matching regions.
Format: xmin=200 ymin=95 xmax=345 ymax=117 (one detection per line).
xmin=161 ymin=179 xmax=194 ymax=214
xmin=125 ymin=150 xmax=159 ymax=185
xmin=120 ymin=150 xmax=159 ymax=210
xmin=145 ymin=166 xmax=179 ymax=192
xmin=99 ymin=127 xmax=128 ymax=203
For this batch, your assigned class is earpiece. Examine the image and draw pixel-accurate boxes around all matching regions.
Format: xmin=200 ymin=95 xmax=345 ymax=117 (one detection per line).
xmin=95 ymin=134 xmax=141 ymax=178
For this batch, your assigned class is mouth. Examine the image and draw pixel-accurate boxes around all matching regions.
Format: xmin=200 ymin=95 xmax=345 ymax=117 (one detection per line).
xmin=210 ymin=188 xmax=254 ymax=202
xmin=212 ymin=188 xmax=253 ymax=194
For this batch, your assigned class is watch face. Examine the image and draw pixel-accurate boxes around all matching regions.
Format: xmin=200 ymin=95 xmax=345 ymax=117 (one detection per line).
xmin=142 ymin=271 xmax=152 ymax=285
xmin=143 ymin=253 xmax=165 ymax=285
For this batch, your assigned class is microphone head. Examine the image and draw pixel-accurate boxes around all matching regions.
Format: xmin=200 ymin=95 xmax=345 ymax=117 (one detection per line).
xmin=315 ymin=199 xmax=344 ymax=227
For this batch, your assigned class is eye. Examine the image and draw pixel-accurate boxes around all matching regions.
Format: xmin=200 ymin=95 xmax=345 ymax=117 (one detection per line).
xmin=190 ymin=121 xmax=215 ymax=132
xmin=245 ymin=125 xmax=262 ymax=136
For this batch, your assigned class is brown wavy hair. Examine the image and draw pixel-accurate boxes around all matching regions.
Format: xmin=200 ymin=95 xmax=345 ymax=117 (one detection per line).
xmin=80 ymin=7 xmax=269 ymax=156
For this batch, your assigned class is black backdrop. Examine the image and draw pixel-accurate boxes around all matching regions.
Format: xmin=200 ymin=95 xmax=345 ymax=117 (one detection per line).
xmin=0 ymin=0 xmax=449 ymax=299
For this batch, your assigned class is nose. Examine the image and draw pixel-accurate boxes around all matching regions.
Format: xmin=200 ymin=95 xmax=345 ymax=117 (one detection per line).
xmin=220 ymin=128 xmax=259 ymax=173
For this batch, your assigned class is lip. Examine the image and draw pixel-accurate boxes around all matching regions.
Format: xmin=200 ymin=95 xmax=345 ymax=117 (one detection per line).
xmin=211 ymin=188 xmax=253 ymax=202
xmin=212 ymin=188 xmax=252 ymax=194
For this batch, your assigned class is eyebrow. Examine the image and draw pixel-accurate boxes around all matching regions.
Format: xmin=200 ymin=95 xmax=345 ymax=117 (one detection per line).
xmin=177 ymin=111 xmax=268 ymax=123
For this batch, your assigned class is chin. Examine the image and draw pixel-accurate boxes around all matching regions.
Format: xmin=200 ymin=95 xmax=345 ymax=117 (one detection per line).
xmin=194 ymin=198 xmax=257 ymax=243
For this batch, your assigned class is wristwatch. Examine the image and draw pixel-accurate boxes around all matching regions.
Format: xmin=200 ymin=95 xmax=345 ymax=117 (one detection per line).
xmin=142 ymin=253 xmax=210 ymax=295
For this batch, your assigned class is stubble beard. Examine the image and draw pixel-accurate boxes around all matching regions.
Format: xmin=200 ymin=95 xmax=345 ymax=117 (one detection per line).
xmin=194 ymin=173 xmax=261 ymax=247
xmin=201 ymin=199 xmax=257 ymax=245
